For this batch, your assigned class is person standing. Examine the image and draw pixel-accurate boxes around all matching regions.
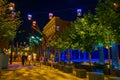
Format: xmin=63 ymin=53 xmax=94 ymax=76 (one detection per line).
xmin=21 ymin=53 xmax=26 ymax=66
xmin=49 ymin=53 xmax=55 ymax=69
xmin=39 ymin=55 xmax=44 ymax=69
xmin=33 ymin=53 xmax=37 ymax=66
xmin=24 ymin=52 xmax=28 ymax=65
xmin=28 ymin=54 xmax=32 ymax=65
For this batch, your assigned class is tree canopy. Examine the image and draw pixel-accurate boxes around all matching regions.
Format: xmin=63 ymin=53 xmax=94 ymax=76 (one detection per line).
xmin=0 ymin=0 xmax=21 ymax=41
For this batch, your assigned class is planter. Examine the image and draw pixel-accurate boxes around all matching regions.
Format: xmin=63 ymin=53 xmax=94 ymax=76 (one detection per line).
xmin=0 ymin=55 xmax=9 ymax=69
xmin=88 ymin=72 xmax=104 ymax=80
xmin=63 ymin=65 xmax=73 ymax=73
xmin=108 ymin=77 xmax=120 ymax=80
xmin=111 ymin=69 xmax=120 ymax=77
xmin=103 ymin=65 xmax=111 ymax=75
xmin=53 ymin=63 xmax=59 ymax=69
xmin=94 ymin=63 xmax=104 ymax=73
xmin=75 ymin=69 xmax=87 ymax=78
xmin=78 ymin=65 xmax=96 ymax=72
xmin=58 ymin=64 xmax=64 ymax=71
xmin=73 ymin=62 xmax=82 ymax=68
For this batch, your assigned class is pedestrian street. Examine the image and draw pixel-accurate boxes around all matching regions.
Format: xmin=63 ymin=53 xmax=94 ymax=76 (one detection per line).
xmin=0 ymin=63 xmax=86 ymax=80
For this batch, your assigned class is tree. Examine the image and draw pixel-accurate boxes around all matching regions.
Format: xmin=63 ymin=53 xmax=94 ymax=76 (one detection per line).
xmin=0 ymin=0 xmax=21 ymax=41
xmin=95 ymin=0 xmax=120 ymax=43
xmin=95 ymin=0 xmax=120 ymax=69
xmin=70 ymin=13 xmax=110 ymax=65
xmin=0 ymin=0 xmax=21 ymax=64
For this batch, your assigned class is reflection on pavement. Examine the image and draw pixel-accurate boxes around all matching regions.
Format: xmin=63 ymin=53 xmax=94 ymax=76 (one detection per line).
xmin=0 ymin=62 xmax=85 ymax=80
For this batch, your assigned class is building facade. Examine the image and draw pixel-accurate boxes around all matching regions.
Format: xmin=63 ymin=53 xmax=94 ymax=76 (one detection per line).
xmin=42 ymin=16 xmax=71 ymax=55
xmin=43 ymin=16 xmax=71 ymax=43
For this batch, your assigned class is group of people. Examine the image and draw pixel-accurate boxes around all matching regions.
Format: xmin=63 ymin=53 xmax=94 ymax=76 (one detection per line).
xmin=21 ymin=52 xmax=37 ymax=66
xmin=21 ymin=52 xmax=56 ymax=70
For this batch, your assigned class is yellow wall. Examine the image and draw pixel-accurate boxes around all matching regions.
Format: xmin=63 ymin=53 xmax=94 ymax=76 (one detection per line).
xmin=43 ymin=16 xmax=71 ymax=42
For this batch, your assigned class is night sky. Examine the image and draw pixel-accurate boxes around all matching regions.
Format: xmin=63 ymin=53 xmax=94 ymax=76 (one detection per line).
xmin=9 ymin=0 xmax=98 ymax=42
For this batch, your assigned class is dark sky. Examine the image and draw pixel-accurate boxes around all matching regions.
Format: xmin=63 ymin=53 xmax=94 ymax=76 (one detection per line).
xmin=11 ymin=0 xmax=97 ymax=29
xmin=9 ymin=0 xmax=97 ymax=42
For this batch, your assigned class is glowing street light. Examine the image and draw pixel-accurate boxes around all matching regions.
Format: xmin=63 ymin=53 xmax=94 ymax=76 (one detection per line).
xmin=11 ymin=11 xmax=16 ymax=18
xmin=49 ymin=13 xmax=53 ymax=19
xmin=114 ymin=3 xmax=119 ymax=8
xmin=56 ymin=25 xmax=60 ymax=31
xmin=77 ymin=9 xmax=82 ymax=16
xmin=28 ymin=14 xmax=32 ymax=20
xmin=32 ymin=21 xmax=37 ymax=26
xmin=9 ymin=2 xmax=15 ymax=11
xmin=31 ymin=20 xmax=37 ymax=30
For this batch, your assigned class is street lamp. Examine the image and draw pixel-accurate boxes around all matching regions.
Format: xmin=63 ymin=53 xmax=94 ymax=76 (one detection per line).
xmin=77 ymin=9 xmax=82 ymax=17
xmin=49 ymin=12 xmax=53 ymax=19
xmin=32 ymin=21 xmax=37 ymax=26
xmin=114 ymin=2 xmax=119 ymax=8
xmin=9 ymin=2 xmax=15 ymax=11
xmin=106 ymin=35 xmax=112 ymax=75
xmin=11 ymin=11 xmax=16 ymax=18
xmin=27 ymin=14 xmax=32 ymax=20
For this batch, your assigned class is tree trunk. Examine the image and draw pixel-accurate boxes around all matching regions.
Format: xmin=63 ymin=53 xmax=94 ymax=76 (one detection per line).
xmin=10 ymin=42 xmax=14 ymax=64
xmin=58 ymin=51 xmax=61 ymax=62
xmin=67 ymin=50 xmax=70 ymax=64
xmin=89 ymin=53 xmax=92 ymax=66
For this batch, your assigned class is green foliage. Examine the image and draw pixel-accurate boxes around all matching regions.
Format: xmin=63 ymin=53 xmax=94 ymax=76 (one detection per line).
xmin=0 ymin=0 xmax=21 ymax=41
xmin=70 ymin=12 xmax=114 ymax=53
xmin=47 ymin=0 xmax=120 ymax=54
xmin=96 ymin=0 xmax=120 ymax=43
xmin=55 ymin=37 xmax=64 ymax=51
xmin=47 ymin=27 xmax=72 ymax=52
xmin=59 ymin=27 xmax=72 ymax=50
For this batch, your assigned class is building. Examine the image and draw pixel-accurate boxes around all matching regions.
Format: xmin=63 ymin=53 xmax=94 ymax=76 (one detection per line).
xmin=42 ymin=16 xmax=71 ymax=55
xmin=43 ymin=16 xmax=71 ymax=43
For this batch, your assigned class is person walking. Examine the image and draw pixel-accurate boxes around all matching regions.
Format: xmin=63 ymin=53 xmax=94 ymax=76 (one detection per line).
xmin=21 ymin=53 xmax=26 ymax=66
xmin=24 ymin=52 xmax=28 ymax=65
xmin=39 ymin=55 xmax=44 ymax=69
xmin=28 ymin=54 xmax=32 ymax=65
xmin=49 ymin=53 xmax=55 ymax=69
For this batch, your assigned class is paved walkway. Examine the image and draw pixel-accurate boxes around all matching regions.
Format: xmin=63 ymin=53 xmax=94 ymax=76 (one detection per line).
xmin=0 ymin=62 xmax=110 ymax=80
xmin=0 ymin=62 xmax=87 ymax=80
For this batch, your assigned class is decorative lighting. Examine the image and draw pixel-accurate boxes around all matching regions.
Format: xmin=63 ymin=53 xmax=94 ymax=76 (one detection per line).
xmin=49 ymin=13 xmax=53 ymax=19
xmin=77 ymin=9 xmax=82 ymax=16
xmin=31 ymin=36 xmax=35 ymax=39
xmin=11 ymin=11 xmax=16 ymax=18
xmin=114 ymin=3 xmax=119 ymax=8
xmin=28 ymin=14 xmax=32 ymax=20
xmin=56 ymin=25 xmax=60 ymax=31
xmin=32 ymin=21 xmax=36 ymax=26
xmin=32 ymin=21 xmax=37 ymax=30
xmin=9 ymin=2 xmax=15 ymax=10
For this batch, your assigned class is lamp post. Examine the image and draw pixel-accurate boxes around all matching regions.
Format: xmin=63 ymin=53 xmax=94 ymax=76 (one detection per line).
xmin=56 ymin=25 xmax=60 ymax=62
xmin=49 ymin=12 xmax=53 ymax=19
xmin=106 ymin=35 xmax=111 ymax=75
xmin=77 ymin=9 xmax=82 ymax=17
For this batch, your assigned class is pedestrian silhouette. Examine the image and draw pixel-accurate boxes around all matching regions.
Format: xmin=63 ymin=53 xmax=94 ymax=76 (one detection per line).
xmin=21 ymin=53 xmax=26 ymax=66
